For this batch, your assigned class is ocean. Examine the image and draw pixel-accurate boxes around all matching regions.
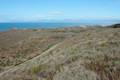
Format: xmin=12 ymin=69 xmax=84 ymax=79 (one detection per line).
xmin=0 ymin=21 xmax=119 ymax=31
xmin=0 ymin=22 xmax=84 ymax=31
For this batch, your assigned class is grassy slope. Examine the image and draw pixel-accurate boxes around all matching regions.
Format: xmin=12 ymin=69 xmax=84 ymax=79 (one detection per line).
xmin=0 ymin=29 xmax=75 ymax=72
xmin=0 ymin=27 xmax=120 ymax=80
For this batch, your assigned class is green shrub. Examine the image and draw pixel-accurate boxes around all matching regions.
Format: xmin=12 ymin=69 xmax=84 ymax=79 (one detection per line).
xmin=32 ymin=29 xmax=38 ymax=31
xmin=30 ymin=65 xmax=47 ymax=74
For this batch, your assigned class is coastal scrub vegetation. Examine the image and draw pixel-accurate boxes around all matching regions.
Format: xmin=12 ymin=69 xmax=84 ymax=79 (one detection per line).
xmin=0 ymin=26 xmax=120 ymax=80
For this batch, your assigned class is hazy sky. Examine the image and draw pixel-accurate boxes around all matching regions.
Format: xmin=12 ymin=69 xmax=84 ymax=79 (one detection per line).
xmin=0 ymin=0 xmax=120 ymax=22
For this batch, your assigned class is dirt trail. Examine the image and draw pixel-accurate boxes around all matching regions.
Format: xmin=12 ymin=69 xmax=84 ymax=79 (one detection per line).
xmin=0 ymin=41 xmax=64 ymax=78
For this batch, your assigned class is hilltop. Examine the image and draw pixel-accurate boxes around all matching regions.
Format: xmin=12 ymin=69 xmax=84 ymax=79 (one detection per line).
xmin=0 ymin=25 xmax=120 ymax=80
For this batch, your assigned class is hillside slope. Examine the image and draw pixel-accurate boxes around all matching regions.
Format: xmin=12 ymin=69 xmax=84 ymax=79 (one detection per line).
xmin=0 ymin=27 xmax=120 ymax=80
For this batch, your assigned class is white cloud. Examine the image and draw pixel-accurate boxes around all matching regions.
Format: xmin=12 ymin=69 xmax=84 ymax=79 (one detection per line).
xmin=49 ymin=11 xmax=63 ymax=16
xmin=0 ymin=11 xmax=64 ymax=22
xmin=27 ymin=11 xmax=64 ymax=21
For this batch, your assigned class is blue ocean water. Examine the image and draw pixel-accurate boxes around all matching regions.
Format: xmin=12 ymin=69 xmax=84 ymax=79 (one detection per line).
xmin=0 ymin=22 xmax=84 ymax=31
xmin=0 ymin=20 xmax=119 ymax=31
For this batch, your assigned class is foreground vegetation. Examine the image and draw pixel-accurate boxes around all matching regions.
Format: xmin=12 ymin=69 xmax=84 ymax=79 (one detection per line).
xmin=0 ymin=25 xmax=120 ymax=80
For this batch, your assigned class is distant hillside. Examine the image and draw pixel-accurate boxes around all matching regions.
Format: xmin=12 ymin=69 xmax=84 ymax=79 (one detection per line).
xmin=109 ymin=24 xmax=120 ymax=28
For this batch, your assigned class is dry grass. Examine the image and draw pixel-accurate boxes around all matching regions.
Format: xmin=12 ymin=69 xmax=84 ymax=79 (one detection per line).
xmin=0 ymin=27 xmax=120 ymax=80
xmin=85 ymin=55 xmax=120 ymax=80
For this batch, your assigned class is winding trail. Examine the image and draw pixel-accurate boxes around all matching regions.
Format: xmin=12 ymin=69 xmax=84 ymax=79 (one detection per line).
xmin=0 ymin=41 xmax=64 ymax=78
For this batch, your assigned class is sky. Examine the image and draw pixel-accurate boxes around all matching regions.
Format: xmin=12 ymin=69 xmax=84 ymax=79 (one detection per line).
xmin=0 ymin=0 xmax=120 ymax=22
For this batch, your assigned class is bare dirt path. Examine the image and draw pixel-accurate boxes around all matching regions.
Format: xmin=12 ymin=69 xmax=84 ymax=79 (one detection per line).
xmin=0 ymin=41 xmax=64 ymax=79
